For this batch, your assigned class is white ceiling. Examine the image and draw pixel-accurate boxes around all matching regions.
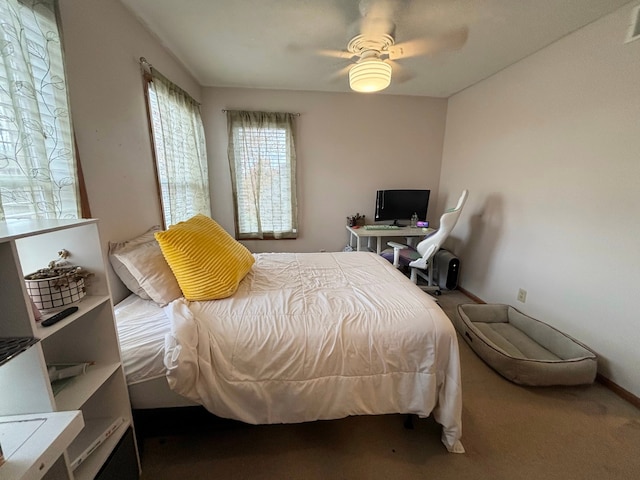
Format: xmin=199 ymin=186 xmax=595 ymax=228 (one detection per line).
xmin=119 ymin=0 xmax=632 ymax=97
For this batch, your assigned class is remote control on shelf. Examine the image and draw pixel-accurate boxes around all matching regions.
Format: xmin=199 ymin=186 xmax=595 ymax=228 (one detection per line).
xmin=41 ymin=306 xmax=79 ymax=327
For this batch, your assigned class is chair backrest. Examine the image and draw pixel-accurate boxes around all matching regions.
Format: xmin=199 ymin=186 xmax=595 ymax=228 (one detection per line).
xmin=415 ymin=189 xmax=468 ymax=259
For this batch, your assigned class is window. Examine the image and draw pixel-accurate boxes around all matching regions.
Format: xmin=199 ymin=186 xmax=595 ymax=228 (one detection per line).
xmin=226 ymin=111 xmax=298 ymax=239
xmin=0 ymin=0 xmax=80 ymax=220
xmin=142 ymin=60 xmax=210 ymax=227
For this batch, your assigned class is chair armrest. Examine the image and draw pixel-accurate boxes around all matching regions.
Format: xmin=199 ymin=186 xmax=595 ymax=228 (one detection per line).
xmin=387 ymin=242 xmax=409 ymax=268
xmin=409 ymin=256 xmax=428 ymax=270
xmin=408 ymin=244 xmax=438 ymax=271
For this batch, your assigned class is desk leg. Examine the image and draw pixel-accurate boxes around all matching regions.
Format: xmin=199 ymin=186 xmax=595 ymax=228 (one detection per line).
xmin=376 ymin=237 xmax=382 ymax=255
xmin=356 ymin=236 xmax=361 ymax=252
xmin=368 ymin=237 xmax=374 ymax=253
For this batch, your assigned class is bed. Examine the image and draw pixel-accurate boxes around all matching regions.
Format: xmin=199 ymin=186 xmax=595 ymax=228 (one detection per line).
xmin=110 ymin=220 xmax=465 ymax=453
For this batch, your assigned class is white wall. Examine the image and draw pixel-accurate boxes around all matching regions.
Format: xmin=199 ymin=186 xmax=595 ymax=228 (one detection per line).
xmin=202 ymin=88 xmax=448 ymax=253
xmin=58 ymin=0 xmax=201 ymax=301
xmin=440 ymin=4 xmax=640 ymax=396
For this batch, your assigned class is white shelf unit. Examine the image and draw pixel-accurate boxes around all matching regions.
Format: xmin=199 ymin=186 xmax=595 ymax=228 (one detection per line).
xmin=0 ymin=219 xmax=140 ymax=480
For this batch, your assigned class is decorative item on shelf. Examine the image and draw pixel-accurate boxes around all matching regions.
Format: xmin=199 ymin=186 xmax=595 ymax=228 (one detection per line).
xmin=24 ymin=249 xmax=93 ymax=313
xmin=347 ymin=213 xmax=365 ymax=227
xmin=28 ymin=295 xmax=42 ymax=321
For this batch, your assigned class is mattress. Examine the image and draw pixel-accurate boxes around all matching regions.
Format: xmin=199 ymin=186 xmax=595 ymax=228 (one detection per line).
xmin=163 ymin=251 xmax=464 ymax=452
xmin=114 ymin=293 xmax=170 ymax=385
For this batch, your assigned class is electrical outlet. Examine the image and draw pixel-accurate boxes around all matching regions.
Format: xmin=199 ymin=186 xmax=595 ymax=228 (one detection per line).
xmin=517 ymin=288 xmax=527 ymax=303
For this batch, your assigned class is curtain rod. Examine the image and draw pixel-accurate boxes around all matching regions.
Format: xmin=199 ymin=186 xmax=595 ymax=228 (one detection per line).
xmin=222 ymin=109 xmax=300 ymax=116
xmin=139 ymin=56 xmax=152 ymax=73
xmin=139 ymin=57 xmax=201 ymax=107
xmin=141 ymin=59 xmax=295 ymax=115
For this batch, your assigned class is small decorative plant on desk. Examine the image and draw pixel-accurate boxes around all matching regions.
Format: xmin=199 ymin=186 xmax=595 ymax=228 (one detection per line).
xmin=347 ymin=213 xmax=365 ymax=227
xmin=24 ymin=249 xmax=93 ymax=313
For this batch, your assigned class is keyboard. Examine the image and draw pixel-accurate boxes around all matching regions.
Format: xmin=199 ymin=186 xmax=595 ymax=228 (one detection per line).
xmin=363 ymin=225 xmax=401 ymax=230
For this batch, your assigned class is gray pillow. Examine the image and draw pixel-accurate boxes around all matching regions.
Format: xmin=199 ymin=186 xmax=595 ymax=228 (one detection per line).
xmin=108 ymin=226 xmax=182 ymax=305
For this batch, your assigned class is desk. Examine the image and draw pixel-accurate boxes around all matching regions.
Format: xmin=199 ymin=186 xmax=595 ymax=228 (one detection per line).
xmin=346 ymin=225 xmax=435 ymax=255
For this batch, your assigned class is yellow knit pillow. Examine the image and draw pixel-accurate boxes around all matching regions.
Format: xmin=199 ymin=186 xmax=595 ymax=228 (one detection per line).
xmin=155 ymin=214 xmax=255 ymax=300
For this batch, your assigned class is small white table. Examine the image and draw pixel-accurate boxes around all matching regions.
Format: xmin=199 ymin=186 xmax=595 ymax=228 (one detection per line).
xmin=346 ymin=225 xmax=435 ymax=255
xmin=0 ymin=411 xmax=84 ymax=480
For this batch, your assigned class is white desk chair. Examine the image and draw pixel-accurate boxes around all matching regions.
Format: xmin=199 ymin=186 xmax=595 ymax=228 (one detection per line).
xmin=385 ymin=189 xmax=468 ymax=295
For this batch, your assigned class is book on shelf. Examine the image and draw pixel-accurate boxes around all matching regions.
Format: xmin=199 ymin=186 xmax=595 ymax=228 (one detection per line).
xmin=68 ymin=416 xmax=126 ymax=470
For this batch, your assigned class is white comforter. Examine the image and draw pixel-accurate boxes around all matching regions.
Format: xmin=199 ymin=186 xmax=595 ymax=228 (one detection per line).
xmin=164 ymin=251 xmax=464 ymax=452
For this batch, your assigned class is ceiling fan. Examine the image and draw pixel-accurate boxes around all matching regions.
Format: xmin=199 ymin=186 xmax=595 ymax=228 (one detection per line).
xmin=318 ymin=0 xmax=468 ymax=93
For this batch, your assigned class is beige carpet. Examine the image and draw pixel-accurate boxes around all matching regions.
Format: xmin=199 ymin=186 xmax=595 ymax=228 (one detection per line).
xmin=137 ymin=290 xmax=640 ymax=480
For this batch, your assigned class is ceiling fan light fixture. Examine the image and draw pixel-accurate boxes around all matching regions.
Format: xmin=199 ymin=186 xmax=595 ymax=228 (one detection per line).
xmin=349 ymin=58 xmax=392 ymax=93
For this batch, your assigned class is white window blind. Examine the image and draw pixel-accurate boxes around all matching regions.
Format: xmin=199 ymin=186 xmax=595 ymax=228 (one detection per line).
xmin=0 ymin=0 xmax=80 ymax=220
xmin=144 ymin=67 xmax=211 ymax=227
xmin=226 ymin=111 xmax=298 ymax=239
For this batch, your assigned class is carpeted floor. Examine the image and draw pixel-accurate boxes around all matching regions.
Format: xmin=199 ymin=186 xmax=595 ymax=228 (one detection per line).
xmin=136 ymin=290 xmax=640 ymax=480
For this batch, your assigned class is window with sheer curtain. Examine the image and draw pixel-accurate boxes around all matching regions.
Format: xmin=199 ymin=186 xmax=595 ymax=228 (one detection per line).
xmin=0 ymin=0 xmax=81 ymax=221
xmin=143 ymin=63 xmax=211 ymax=228
xmin=226 ymin=111 xmax=298 ymax=240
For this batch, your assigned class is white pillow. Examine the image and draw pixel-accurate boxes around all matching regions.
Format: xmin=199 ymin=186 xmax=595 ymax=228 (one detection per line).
xmin=109 ymin=226 xmax=182 ymax=305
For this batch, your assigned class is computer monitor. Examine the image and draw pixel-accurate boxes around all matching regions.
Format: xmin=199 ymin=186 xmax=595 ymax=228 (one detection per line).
xmin=374 ymin=189 xmax=430 ymax=226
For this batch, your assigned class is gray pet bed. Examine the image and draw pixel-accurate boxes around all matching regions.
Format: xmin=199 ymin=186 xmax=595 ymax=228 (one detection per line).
xmin=456 ymin=304 xmax=597 ymax=386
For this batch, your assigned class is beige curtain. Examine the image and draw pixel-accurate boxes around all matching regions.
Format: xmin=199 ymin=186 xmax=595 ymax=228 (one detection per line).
xmin=145 ymin=67 xmax=210 ymax=227
xmin=0 ymin=0 xmax=80 ymax=220
xmin=226 ymin=111 xmax=298 ymax=239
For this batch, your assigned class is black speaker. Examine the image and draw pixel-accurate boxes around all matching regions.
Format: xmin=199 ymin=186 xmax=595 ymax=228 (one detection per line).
xmin=433 ymin=249 xmax=460 ymax=290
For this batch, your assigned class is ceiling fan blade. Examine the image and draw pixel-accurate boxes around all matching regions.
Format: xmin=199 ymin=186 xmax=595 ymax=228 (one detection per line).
xmin=357 ymin=0 xmax=397 ymax=37
xmin=328 ymin=63 xmax=353 ymax=83
xmin=359 ymin=0 xmax=402 ymax=23
xmin=435 ymin=26 xmax=469 ymax=52
xmin=388 ymin=38 xmax=431 ymax=60
xmin=388 ymin=60 xmax=413 ymax=84
xmin=287 ymin=42 xmax=356 ymax=61
xmin=316 ymin=49 xmax=357 ymax=61
xmin=388 ymin=26 xmax=469 ymax=60
xmin=360 ymin=16 xmax=395 ymax=38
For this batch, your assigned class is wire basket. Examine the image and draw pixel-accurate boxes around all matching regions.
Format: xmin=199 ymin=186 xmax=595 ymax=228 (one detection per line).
xmin=24 ymin=274 xmax=86 ymax=312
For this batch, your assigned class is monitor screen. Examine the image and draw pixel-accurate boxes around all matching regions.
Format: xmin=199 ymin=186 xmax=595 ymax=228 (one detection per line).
xmin=375 ymin=189 xmax=430 ymax=225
